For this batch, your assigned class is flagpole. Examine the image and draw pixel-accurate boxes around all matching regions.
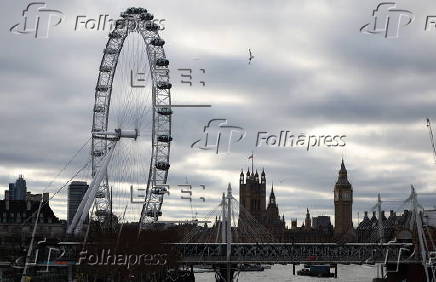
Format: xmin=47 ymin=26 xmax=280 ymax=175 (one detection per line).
xmin=251 ymin=151 xmax=254 ymax=173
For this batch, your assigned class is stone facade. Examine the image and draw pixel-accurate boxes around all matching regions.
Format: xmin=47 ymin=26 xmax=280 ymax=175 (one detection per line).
xmin=0 ymin=197 xmax=65 ymax=246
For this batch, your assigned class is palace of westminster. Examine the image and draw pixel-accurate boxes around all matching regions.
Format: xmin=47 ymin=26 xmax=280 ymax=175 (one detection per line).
xmin=237 ymin=159 xmax=410 ymax=242
xmin=236 ymin=159 xmax=352 ymax=242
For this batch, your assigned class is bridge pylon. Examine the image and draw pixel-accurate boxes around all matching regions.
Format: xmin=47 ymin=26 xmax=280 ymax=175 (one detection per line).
xmin=216 ymin=183 xmax=236 ymax=282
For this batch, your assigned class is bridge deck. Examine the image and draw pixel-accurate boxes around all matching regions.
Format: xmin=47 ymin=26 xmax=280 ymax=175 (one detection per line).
xmin=172 ymin=243 xmax=421 ymax=265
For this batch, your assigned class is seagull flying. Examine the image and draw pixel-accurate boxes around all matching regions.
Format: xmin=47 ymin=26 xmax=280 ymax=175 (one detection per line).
xmin=248 ymin=49 xmax=254 ymax=64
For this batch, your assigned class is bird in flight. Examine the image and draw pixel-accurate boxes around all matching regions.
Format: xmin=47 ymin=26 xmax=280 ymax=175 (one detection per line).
xmin=248 ymin=49 xmax=254 ymax=64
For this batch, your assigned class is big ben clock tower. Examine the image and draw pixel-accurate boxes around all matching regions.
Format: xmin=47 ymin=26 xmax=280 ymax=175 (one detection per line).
xmin=334 ymin=159 xmax=353 ymax=234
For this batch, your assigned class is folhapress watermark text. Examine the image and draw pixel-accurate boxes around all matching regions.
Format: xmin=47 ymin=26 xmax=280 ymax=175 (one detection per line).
xmin=256 ymin=132 xmax=346 ymax=151
xmin=78 ymin=249 xmax=167 ymax=269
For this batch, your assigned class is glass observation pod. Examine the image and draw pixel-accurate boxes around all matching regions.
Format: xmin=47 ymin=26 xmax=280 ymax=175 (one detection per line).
xmin=94 ymin=105 xmax=105 ymax=112
xmin=126 ymin=7 xmax=147 ymax=14
xmin=157 ymin=135 xmax=173 ymax=142
xmin=157 ymin=107 xmax=173 ymax=115
xmin=109 ymin=31 xmax=124 ymax=38
xmin=145 ymin=210 xmax=162 ymax=217
xmin=150 ymin=38 xmax=165 ymax=46
xmin=92 ymin=150 xmax=104 ymax=157
xmin=157 ymin=81 xmax=172 ymax=89
xmin=104 ymin=48 xmax=119 ymax=55
xmin=155 ymin=161 xmax=170 ymax=170
xmin=140 ymin=13 xmax=154 ymax=21
xmin=156 ymin=58 xmax=169 ymax=67
xmin=152 ymin=186 xmax=168 ymax=195
xmin=145 ymin=22 xmax=159 ymax=31
xmin=99 ymin=66 xmax=112 ymax=72
xmin=115 ymin=19 xmax=125 ymax=27
xmin=96 ymin=85 xmax=110 ymax=92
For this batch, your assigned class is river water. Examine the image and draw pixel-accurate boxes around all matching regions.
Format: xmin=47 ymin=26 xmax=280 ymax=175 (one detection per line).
xmin=196 ymin=264 xmax=379 ymax=281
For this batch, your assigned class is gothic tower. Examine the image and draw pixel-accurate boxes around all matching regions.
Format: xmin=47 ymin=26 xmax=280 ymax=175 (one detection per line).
xmin=239 ymin=168 xmax=266 ymax=224
xmin=304 ymin=208 xmax=311 ymax=230
xmin=264 ymin=185 xmax=286 ymax=240
xmin=265 ymin=185 xmax=279 ymax=221
xmin=334 ymin=159 xmax=353 ymax=234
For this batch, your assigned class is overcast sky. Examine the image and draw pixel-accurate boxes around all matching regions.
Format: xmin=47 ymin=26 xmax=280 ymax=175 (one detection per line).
xmin=2 ymin=0 xmax=436 ymax=227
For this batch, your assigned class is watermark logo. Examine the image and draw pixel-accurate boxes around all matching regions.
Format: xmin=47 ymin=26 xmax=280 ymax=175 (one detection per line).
xmin=130 ymin=184 xmax=169 ymax=203
xmin=130 ymin=67 xmax=206 ymax=88
xmin=191 ymin=119 xmax=246 ymax=154
xmin=256 ymin=132 xmax=346 ymax=151
xmin=425 ymin=16 xmax=436 ymax=31
xmin=130 ymin=69 xmax=149 ymax=88
xmin=74 ymin=14 xmax=115 ymax=32
xmin=179 ymin=184 xmax=206 ymax=203
xmin=10 ymin=2 xmax=64 ymax=38
xmin=130 ymin=184 xmax=207 ymax=203
xmin=360 ymin=2 xmax=414 ymax=39
xmin=191 ymin=122 xmax=347 ymax=153
xmin=177 ymin=68 xmax=206 ymax=87
xmin=78 ymin=250 xmax=167 ymax=269
xmin=74 ymin=15 xmax=165 ymax=32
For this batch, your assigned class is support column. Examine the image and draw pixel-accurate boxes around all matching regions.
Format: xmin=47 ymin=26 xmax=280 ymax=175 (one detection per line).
xmin=226 ymin=184 xmax=232 ymax=282
xmin=221 ymin=193 xmax=226 ymax=243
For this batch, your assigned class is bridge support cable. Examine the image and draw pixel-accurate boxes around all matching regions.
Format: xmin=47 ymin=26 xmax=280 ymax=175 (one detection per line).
xmin=409 ymin=185 xmax=431 ymax=282
xmin=180 ymin=203 xmax=221 ymax=243
xmin=180 ymin=186 xmax=274 ymax=244
xmin=427 ymin=118 xmax=436 ymax=163
xmin=67 ymin=141 xmax=117 ymax=235
xmin=226 ymin=184 xmax=232 ymax=282
xmin=221 ymin=193 xmax=226 ymax=244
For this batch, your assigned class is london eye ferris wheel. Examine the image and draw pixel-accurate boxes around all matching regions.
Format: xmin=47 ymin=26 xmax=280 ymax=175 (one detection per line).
xmin=68 ymin=7 xmax=172 ymax=234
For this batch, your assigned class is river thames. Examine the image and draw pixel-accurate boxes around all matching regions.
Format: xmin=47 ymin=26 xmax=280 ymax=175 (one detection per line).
xmin=196 ymin=264 xmax=379 ymax=281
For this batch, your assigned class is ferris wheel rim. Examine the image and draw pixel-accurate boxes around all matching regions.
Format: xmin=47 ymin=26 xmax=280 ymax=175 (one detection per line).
xmin=90 ymin=8 xmax=172 ymax=226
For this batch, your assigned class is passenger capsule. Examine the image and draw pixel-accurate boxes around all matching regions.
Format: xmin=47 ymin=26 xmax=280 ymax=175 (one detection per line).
xmin=145 ymin=22 xmax=159 ymax=31
xmin=92 ymin=150 xmax=104 ymax=157
xmin=150 ymin=38 xmax=165 ymax=46
xmin=115 ymin=19 xmax=126 ymax=29
xmin=152 ymin=186 xmax=168 ymax=195
xmin=156 ymin=58 xmax=169 ymax=67
xmin=140 ymin=13 xmax=154 ymax=21
xmin=157 ymin=135 xmax=173 ymax=142
xmin=96 ymin=85 xmax=110 ymax=91
xmin=126 ymin=7 xmax=147 ymax=14
xmin=94 ymin=105 xmax=106 ymax=112
xmin=155 ymin=161 xmax=170 ymax=170
xmin=145 ymin=210 xmax=162 ymax=217
xmin=157 ymin=82 xmax=172 ymax=89
xmin=100 ymin=66 xmax=112 ymax=72
xmin=157 ymin=107 xmax=173 ymax=115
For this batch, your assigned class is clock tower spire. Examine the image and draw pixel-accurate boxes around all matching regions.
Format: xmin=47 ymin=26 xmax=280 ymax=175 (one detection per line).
xmin=334 ymin=158 xmax=353 ymax=235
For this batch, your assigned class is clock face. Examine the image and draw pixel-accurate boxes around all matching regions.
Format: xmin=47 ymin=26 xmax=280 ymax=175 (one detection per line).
xmin=335 ymin=190 xmax=351 ymax=201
